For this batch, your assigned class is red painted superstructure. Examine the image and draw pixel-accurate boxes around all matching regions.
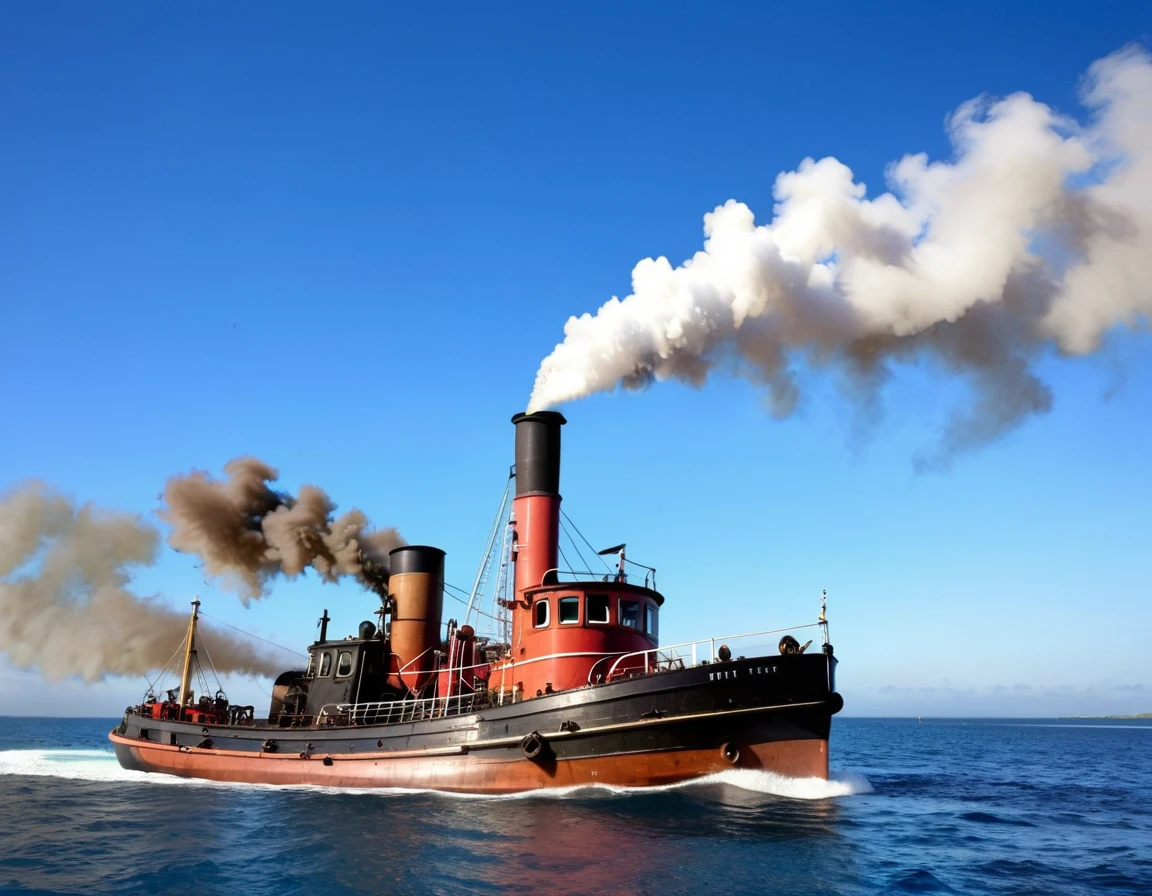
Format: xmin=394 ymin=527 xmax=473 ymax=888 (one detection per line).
xmin=492 ymin=412 xmax=659 ymax=700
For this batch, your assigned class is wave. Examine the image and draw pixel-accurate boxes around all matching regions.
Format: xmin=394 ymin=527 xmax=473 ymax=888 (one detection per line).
xmin=0 ymin=748 xmax=873 ymax=801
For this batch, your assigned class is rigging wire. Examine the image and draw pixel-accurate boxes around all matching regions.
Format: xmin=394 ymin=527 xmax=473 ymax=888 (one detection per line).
xmin=463 ymin=476 xmax=514 ymax=624
xmin=195 ymin=663 xmax=210 ymax=699
xmin=557 ymin=542 xmax=575 ymax=578
xmin=143 ymin=640 xmax=187 ymax=694
xmin=198 ymin=611 xmax=307 ymax=659
xmin=560 ymin=519 xmax=591 ymax=572
xmin=561 ymin=508 xmax=614 ymax=571
xmin=198 ymin=634 xmax=223 ymax=695
xmin=493 ymin=500 xmax=514 ymax=645
xmin=443 ymin=582 xmax=503 ymax=624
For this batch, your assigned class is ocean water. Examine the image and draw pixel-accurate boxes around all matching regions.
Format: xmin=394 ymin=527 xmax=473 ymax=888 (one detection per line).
xmin=0 ymin=717 xmax=1148 ymax=896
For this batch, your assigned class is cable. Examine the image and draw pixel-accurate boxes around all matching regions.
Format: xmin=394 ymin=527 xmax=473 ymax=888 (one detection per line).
xmin=561 ymin=508 xmax=614 ymax=571
xmin=560 ymin=519 xmax=591 ymax=572
xmin=199 ymin=611 xmax=307 ymax=659
xmin=144 ymin=641 xmax=186 ymax=694
xmin=444 ymin=582 xmax=504 ymax=623
xmin=557 ymin=542 xmax=575 ymax=578
xmin=198 ymin=635 xmax=223 ymax=694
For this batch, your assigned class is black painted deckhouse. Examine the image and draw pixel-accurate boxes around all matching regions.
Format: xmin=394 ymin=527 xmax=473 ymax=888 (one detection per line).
xmin=111 ymin=411 xmax=843 ymax=792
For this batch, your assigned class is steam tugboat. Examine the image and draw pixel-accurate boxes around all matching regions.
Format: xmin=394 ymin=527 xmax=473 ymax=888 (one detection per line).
xmin=110 ymin=412 xmax=843 ymax=792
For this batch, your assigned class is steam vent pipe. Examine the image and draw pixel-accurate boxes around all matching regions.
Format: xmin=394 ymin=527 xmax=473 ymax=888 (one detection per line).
xmin=511 ymin=411 xmax=566 ymax=599
xmin=386 ymin=545 xmax=446 ymax=694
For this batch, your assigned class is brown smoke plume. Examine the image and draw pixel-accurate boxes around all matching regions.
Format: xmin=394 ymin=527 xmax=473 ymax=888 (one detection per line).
xmin=527 ymin=47 xmax=1152 ymax=467
xmin=0 ymin=482 xmax=282 ymax=682
xmin=159 ymin=457 xmax=404 ymax=601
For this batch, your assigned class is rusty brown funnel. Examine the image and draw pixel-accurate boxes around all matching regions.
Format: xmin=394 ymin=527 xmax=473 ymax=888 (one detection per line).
xmin=386 ymin=545 xmax=445 ymax=694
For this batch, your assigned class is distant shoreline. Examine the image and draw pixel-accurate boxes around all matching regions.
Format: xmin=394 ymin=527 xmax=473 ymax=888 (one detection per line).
xmin=1056 ymin=713 xmax=1152 ymax=719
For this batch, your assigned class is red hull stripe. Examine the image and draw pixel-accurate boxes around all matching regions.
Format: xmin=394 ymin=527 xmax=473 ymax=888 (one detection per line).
xmin=110 ymin=733 xmax=828 ymax=792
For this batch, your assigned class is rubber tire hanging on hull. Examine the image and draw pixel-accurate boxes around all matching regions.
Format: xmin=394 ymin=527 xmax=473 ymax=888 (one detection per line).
xmin=520 ymin=731 xmax=547 ymax=761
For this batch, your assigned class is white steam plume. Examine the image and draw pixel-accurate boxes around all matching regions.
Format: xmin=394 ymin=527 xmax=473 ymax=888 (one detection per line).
xmin=527 ymin=46 xmax=1152 ymax=464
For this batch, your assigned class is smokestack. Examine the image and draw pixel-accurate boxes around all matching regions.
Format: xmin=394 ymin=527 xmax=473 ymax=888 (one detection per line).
xmin=386 ymin=545 xmax=445 ymax=694
xmin=511 ymin=411 xmax=566 ymax=600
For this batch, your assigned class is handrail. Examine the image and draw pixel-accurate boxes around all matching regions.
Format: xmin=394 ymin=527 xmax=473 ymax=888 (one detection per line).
xmin=539 ymin=568 xmax=655 ymax=587
xmin=397 ymin=646 xmax=436 ymax=675
xmin=594 ymin=621 xmax=825 ymax=684
xmin=586 ymin=652 xmax=631 ymax=683
xmin=688 ymin=621 xmax=822 ymax=648
xmin=390 ymin=656 xmax=494 ymax=678
xmin=623 ymin=557 xmax=657 ymax=590
xmin=328 ymin=692 xmax=487 ymax=727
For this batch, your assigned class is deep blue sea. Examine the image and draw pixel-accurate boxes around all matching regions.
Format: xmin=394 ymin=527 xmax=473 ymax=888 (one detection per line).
xmin=0 ymin=717 xmax=1148 ymax=896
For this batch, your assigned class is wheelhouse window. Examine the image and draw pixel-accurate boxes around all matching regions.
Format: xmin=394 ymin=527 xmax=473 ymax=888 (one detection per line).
xmin=558 ymin=596 xmax=580 ymax=624
xmin=646 ymin=604 xmax=659 ymax=639
xmin=336 ymin=650 xmax=354 ymax=678
xmin=587 ymin=593 xmax=610 ymax=624
xmin=619 ymin=599 xmax=640 ymax=629
xmin=534 ymin=599 xmax=550 ymax=628
xmin=319 ymin=651 xmax=333 ymax=677
xmin=306 ymin=652 xmax=317 ymax=677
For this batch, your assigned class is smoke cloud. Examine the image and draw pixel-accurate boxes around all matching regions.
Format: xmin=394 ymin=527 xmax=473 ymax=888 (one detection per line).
xmin=1 ymin=460 xmax=402 ymax=681
xmin=160 ymin=458 xmax=404 ymax=600
xmin=0 ymin=482 xmax=282 ymax=682
xmin=527 ymin=47 xmax=1152 ymax=465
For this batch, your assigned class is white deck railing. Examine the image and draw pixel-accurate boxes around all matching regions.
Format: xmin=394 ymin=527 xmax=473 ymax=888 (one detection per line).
xmin=318 ymin=619 xmax=829 ymax=724
xmin=588 ymin=621 xmax=827 ymax=684
xmin=320 ymin=691 xmax=483 ymax=726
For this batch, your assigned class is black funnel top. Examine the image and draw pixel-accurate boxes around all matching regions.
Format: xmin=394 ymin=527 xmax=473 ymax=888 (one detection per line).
xmin=388 ymin=545 xmax=446 ymax=576
xmin=511 ymin=411 xmax=567 ymax=497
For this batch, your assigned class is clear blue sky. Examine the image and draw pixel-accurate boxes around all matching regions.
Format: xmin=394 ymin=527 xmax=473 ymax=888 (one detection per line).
xmin=2 ymin=2 xmax=1149 ymax=717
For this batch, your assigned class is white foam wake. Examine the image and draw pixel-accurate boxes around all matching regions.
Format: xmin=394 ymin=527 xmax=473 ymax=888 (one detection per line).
xmin=689 ymin=768 xmax=874 ymax=799
xmin=0 ymin=749 xmax=872 ymax=801
xmin=517 ymin=768 xmax=874 ymax=801
xmin=0 ymin=749 xmax=157 ymax=784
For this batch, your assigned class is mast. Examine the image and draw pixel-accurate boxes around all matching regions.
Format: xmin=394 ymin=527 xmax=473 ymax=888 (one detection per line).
xmin=177 ymin=598 xmax=201 ymax=709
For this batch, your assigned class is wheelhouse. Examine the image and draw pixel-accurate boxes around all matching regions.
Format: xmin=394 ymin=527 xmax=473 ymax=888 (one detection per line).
xmin=498 ymin=581 xmax=664 ymax=698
